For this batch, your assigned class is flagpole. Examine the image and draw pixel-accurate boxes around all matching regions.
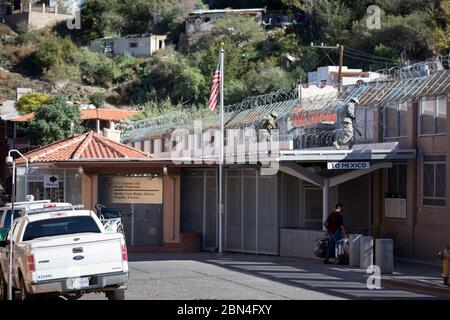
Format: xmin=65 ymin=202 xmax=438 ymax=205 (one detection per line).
xmin=218 ymin=43 xmax=224 ymax=254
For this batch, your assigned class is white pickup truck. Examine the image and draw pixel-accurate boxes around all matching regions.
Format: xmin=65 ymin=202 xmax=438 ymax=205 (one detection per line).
xmin=0 ymin=207 xmax=128 ymax=300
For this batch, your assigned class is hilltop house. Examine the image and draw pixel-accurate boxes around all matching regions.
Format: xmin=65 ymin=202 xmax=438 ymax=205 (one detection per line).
xmin=90 ymin=34 xmax=167 ymax=58
xmin=308 ymin=66 xmax=385 ymax=87
xmin=3 ymin=0 xmax=76 ymax=31
xmin=182 ymin=8 xmax=266 ymax=47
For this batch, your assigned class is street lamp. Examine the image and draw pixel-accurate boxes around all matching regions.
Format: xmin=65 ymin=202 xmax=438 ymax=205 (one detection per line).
xmin=5 ymin=149 xmax=28 ymax=300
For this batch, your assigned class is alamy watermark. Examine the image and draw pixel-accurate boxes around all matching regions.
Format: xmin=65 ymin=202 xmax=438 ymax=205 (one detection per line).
xmin=366 ymin=5 xmax=381 ymax=30
xmin=170 ymin=121 xmax=280 ymax=176
xmin=366 ymin=265 xmax=381 ymax=290
xmin=66 ymin=1 xmax=81 ymax=30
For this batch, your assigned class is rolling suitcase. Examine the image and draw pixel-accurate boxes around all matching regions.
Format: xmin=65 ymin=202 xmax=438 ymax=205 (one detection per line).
xmin=335 ymin=237 xmax=350 ymax=264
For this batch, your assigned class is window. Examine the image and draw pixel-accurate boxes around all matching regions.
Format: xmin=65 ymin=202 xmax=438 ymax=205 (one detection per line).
xmin=3 ymin=210 xmax=21 ymax=228
xmin=420 ymin=96 xmax=447 ymax=135
xmin=22 ymin=216 xmax=101 ymax=241
xmin=386 ymin=164 xmax=407 ymax=198
xmin=384 ymin=101 xmax=407 ymax=138
xmin=25 ymin=169 xmax=82 ymax=204
xmin=129 ymin=42 xmax=138 ymax=48
xmin=436 ymin=96 xmax=447 ymax=134
xmin=304 ymin=187 xmax=323 ymax=229
xmin=355 ymin=107 xmax=374 ymax=140
xmin=423 ymin=155 xmax=446 ymax=207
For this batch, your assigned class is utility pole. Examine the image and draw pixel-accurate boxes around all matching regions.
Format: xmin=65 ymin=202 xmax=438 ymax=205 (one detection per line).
xmin=310 ymin=43 xmax=344 ymax=87
xmin=337 ymin=44 xmax=344 ymax=86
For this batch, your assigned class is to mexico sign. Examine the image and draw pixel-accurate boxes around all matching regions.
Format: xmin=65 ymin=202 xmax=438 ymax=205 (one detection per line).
xmin=327 ymin=162 xmax=370 ymax=170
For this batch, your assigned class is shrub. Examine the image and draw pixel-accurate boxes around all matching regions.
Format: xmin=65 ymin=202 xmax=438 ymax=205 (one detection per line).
xmin=34 ymin=36 xmax=77 ymax=73
xmin=16 ymin=92 xmax=51 ymax=114
xmin=89 ymin=91 xmax=106 ymax=107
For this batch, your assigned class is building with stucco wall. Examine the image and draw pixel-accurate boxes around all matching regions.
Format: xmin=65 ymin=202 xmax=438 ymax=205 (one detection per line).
xmin=90 ymin=34 xmax=167 ymax=58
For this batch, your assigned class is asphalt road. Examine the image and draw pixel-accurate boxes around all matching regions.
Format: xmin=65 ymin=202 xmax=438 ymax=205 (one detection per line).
xmin=81 ymin=252 xmax=443 ymax=300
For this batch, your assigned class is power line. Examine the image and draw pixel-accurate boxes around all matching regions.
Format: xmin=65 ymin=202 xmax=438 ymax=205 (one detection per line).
xmin=310 ymin=43 xmax=344 ymax=85
xmin=320 ymin=48 xmax=337 ymax=66
xmin=345 ymin=49 xmax=400 ymax=63
xmin=345 ymin=47 xmax=400 ymax=63
xmin=344 ymin=52 xmax=401 ymax=66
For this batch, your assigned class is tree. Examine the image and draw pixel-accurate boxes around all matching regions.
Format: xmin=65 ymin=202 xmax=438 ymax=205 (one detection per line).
xmin=224 ymin=79 xmax=249 ymax=105
xmin=26 ymin=96 xmax=83 ymax=146
xmin=434 ymin=26 xmax=450 ymax=53
xmin=197 ymin=37 xmax=247 ymax=83
xmin=119 ymin=0 xmax=177 ymax=33
xmin=172 ymin=62 xmax=206 ymax=103
xmin=129 ymin=48 xmax=206 ymax=104
xmin=373 ymin=0 xmax=431 ymax=16
xmin=349 ymin=10 xmax=435 ymax=61
xmin=369 ymin=44 xmax=401 ymax=70
xmin=279 ymin=0 xmax=306 ymax=10
xmin=77 ymin=0 xmax=123 ymax=43
xmin=212 ymin=13 xmax=267 ymax=44
xmin=156 ymin=0 xmax=197 ymax=39
xmin=16 ymin=93 xmax=51 ymax=114
xmin=431 ymin=0 xmax=450 ymax=53
xmin=245 ymin=63 xmax=293 ymax=95
xmin=372 ymin=13 xmax=434 ymax=59
xmin=89 ymin=91 xmax=107 ymax=107
xmin=310 ymin=0 xmax=352 ymax=44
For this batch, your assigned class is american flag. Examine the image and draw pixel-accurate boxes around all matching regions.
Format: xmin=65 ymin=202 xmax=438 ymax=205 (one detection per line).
xmin=208 ymin=63 xmax=221 ymax=111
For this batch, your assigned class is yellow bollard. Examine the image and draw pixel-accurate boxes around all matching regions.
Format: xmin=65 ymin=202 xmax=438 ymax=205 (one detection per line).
xmin=439 ymin=245 xmax=450 ymax=285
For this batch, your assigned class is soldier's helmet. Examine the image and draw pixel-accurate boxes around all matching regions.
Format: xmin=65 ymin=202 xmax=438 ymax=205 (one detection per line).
xmin=270 ymin=111 xmax=278 ymax=118
xmin=350 ymin=97 xmax=360 ymax=105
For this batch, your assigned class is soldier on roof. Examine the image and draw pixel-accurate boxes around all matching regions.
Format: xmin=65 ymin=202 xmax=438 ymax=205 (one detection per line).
xmin=260 ymin=111 xmax=278 ymax=142
xmin=333 ymin=97 xmax=360 ymax=150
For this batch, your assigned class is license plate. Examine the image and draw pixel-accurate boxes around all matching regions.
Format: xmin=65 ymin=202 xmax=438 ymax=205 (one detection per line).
xmin=71 ymin=277 xmax=89 ymax=289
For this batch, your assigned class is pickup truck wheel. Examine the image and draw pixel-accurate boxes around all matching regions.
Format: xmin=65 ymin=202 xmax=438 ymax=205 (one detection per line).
xmin=65 ymin=293 xmax=82 ymax=300
xmin=105 ymin=289 xmax=125 ymax=300
xmin=0 ymin=272 xmax=6 ymax=300
xmin=18 ymin=276 xmax=31 ymax=300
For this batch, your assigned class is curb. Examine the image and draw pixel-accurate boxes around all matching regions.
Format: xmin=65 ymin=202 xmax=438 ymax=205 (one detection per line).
xmin=382 ymin=278 xmax=450 ymax=298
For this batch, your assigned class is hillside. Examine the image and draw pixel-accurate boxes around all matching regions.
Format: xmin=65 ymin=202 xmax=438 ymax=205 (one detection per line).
xmin=0 ymin=0 xmax=448 ymax=110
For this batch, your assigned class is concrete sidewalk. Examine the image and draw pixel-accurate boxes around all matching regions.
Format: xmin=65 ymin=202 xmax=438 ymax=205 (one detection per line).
xmin=381 ymin=259 xmax=450 ymax=298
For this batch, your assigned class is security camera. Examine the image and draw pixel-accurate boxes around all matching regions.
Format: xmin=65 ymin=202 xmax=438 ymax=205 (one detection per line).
xmin=5 ymin=156 xmax=13 ymax=166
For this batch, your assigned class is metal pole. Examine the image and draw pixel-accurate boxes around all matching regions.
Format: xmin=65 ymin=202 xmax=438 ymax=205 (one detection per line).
xmin=322 ymin=179 xmax=330 ymax=232
xmin=7 ymin=161 xmax=14 ymax=300
xmin=218 ymin=45 xmax=225 ymax=254
xmin=6 ymin=150 xmax=28 ymax=300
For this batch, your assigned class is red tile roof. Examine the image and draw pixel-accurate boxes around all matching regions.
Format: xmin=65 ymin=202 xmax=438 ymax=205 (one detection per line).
xmin=16 ymin=131 xmax=150 ymax=164
xmin=11 ymin=108 xmax=138 ymax=123
xmin=80 ymin=108 xmax=138 ymax=121
xmin=10 ymin=112 xmax=35 ymax=122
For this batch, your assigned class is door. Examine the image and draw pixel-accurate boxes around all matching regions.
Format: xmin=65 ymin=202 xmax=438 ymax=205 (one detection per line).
xmin=180 ymin=169 xmax=217 ymax=250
